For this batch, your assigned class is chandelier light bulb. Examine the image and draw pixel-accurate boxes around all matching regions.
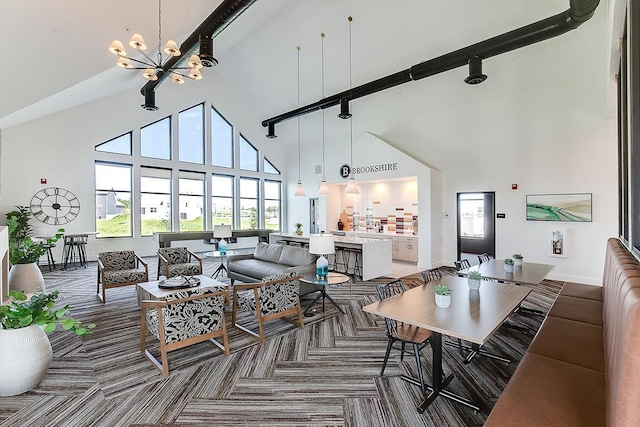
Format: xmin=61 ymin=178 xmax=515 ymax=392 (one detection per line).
xmin=108 ymin=40 xmax=127 ymax=56
xmin=164 ymin=40 xmax=180 ymax=56
xmin=128 ymin=33 xmax=147 ymax=50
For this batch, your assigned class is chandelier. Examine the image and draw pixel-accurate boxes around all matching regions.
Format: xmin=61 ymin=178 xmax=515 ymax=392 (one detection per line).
xmin=108 ymin=0 xmax=215 ymax=84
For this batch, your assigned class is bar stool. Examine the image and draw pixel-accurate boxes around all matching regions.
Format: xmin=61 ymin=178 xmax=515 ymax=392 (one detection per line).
xmin=42 ymin=243 xmax=56 ymax=272
xmin=62 ymin=235 xmax=88 ymax=270
xmin=342 ymin=247 xmax=361 ymax=281
xmin=333 ymin=247 xmax=348 ymax=273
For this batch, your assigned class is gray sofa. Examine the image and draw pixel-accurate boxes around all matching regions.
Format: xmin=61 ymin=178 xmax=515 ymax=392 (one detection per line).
xmin=227 ymin=243 xmax=320 ymax=295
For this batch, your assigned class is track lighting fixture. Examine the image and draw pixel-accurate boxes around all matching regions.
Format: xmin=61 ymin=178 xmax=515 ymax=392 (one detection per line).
xmin=464 ymin=56 xmax=487 ymax=85
xmin=266 ymin=122 xmax=277 ymax=139
xmin=338 ymin=98 xmax=352 ymax=119
xmin=141 ymin=90 xmax=159 ymax=111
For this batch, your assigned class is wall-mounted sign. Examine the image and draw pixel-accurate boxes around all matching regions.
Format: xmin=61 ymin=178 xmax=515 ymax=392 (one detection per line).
xmin=340 ymin=164 xmax=351 ymax=179
xmin=340 ymin=162 xmax=399 ymax=178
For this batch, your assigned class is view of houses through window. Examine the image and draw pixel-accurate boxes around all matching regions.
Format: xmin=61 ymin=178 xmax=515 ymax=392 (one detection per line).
xmin=94 ymin=102 xmax=281 ymax=238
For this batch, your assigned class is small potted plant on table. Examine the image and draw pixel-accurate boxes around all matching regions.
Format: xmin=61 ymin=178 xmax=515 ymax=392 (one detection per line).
xmin=504 ymin=258 xmax=515 ymax=273
xmin=513 ymin=253 xmax=524 ymax=266
xmin=294 ymin=223 xmax=303 ymax=236
xmin=467 ymin=271 xmax=482 ymax=290
xmin=434 ymin=284 xmax=452 ymax=308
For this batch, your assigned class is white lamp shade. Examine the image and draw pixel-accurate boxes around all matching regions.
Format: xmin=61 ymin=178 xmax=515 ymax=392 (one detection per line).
xmin=294 ymin=180 xmax=306 ymax=197
xmin=345 ymin=176 xmax=359 ymax=194
xmin=116 ymin=57 xmax=133 ymax=69
xmin=108 ymin=40 xmax=127 ymax=56
xmin=213 ymin=224 xmax=232 ymax=238
xmin=164 ymin=40 xmax=181 ymax=56
xmin=128 ymin=33 xmax=147 ymax=50
xmin=187 ymin=54 xmax=203 ymax=69
xmin=170 ymin=73 xmax=185 ymax=84
xmin=318 ymin=179 xmax=331 ymax=196
xmin=309 ymin=233 xmax=335 ymax=255
xmin=142 ymin=68 xmax=158 ymax=81
xmin=188 ymin=68 xmax=203 ymax=80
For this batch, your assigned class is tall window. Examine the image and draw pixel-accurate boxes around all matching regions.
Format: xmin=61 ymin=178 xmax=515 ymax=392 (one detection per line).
xmin=179 ymin=171 xmax=205 ymax=231
xmin=96 ymin=132 xmax=132 ymax=155
xmin=264 ymin=157 xmax=280 ymax=174
xmin=264 ymin=180 xmax=281 ymax=230
xmin=211 ymin=106 xmax=233 ymax=168
xmin=178 ymin=104 xmax=204 ymax=164
xmin=459 ymin=193 xmax=485 ymax=238
xmin=239 ymin=135 xmax=258 ymax=171
xmin=141 ymin=117 xmax=171 ymax=160
xmin=140 ymin=167 xmax=172 ymax=236
xmin=212 ymin=174 xmax=234 ymax=227
xmin=239 ymin=177 xmax=259 ymax=230
xmin=95 ymin=162 xmax=132 ymax=237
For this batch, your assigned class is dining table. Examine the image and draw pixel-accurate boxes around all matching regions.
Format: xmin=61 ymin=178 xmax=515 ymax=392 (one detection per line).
xmin=362 ymin=275 xmax=531 ymax=413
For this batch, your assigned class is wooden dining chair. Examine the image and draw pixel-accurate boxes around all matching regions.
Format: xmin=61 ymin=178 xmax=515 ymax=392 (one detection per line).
xmin=421 ymin=268 xmax=442 ymax=283
xmin=376 ymin=279 xmax=432 ymax=392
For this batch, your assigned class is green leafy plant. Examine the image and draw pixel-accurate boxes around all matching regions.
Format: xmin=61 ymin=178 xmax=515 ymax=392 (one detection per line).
xmin=468 ymin=271 xmax=483 ymax=280
xmin=504 ymin=258 xmax=514 ymax=265
xmin=434 ymin=284 xmax=452 ymax=296
xmin=0 ymin=290 xmax=95 ymax=337
xmin=294 ymin=223 xmax=303 ymax=230
xmin=5 ymin=206 xmax=64 ymax=265
xmin=512 ymin=254 xmax=523 ymax=260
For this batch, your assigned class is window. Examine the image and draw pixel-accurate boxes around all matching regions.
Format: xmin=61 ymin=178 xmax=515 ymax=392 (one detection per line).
xmin=239 ymin=135 xmax=258 ymax=171
xmin=459 ymin=193 xmax=485 ymax=238
xmin=140 ymin=167 xmax=171 ymax=236
xmin=264 ymin=180 xmax=281 ymax=230
xmin=141 ymin=117 xmax=171 ymax=160
xmin=212 ymin=174 xmax=234 ymax=227
xmin=178 ymin=104 xmax=204 ymax=164
xmin=179 ymin=171 xmax=205 ymax=231
xmin=239 ymin=177 xmax=259 ymax=230
xmin=95 ymin=162 xmax=132 ymax=237
xmin=211 ymin=106 xmax=233 ymax=168
xmin=96 ymin=132 xmax=132 ymax=155
xmin=264 ymin=157 xmax=280 ymax=174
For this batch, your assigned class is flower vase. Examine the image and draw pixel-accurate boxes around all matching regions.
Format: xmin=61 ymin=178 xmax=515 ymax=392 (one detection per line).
xmin=514 ymin=258 xmax=523 ymax=266
xmin=468 ymin=278 xmax=481 ymax=290
xmin=8 ymin=263 xmax=46 ymax=296
xmin=0 ymin=325 xmax=52 ymax=396
xmin=435 ymin=294 xmax=451 ymax=308
xmin=504 ymin=264 xmax=514 ymax=273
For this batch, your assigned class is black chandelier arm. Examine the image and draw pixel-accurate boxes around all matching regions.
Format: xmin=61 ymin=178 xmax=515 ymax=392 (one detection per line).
xmin=136 ymin=48 xmax=159 ymax=67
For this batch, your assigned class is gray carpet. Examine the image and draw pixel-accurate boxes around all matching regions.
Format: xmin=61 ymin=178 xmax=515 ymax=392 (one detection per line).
xmin=0 ymin=258 xmax=561 ymax=427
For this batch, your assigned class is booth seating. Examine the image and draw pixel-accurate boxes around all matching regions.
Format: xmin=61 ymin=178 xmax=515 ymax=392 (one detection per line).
xmin=485 ymin=238 xmax=640 ymax=427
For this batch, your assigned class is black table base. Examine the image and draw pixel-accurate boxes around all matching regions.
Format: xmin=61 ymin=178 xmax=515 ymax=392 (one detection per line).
xmin=303 ymin=289 xmax=344 ymax=316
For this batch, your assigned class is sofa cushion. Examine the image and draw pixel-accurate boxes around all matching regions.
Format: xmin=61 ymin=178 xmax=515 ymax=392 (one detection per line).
xmin=559 ymin=282 xmax=603 ymax=301
xmin=230 ymin=259 xmax=289 ymax=279
xmin=485 ymin=353 xmax=605 ymax=427
xmin=528 ymin=316 xmax=604 ymax=372
xmin=253 ymin=243 xmax=283 ymax=263
xmin=548 ymin=295 xmax=603 ymax=326
xmin=278 ymin=244 xmax=316 ymax=267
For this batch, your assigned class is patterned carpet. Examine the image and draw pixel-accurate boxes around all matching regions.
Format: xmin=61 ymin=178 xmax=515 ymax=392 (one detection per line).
xmin=0 ymin=257 xmax=562 ymax=427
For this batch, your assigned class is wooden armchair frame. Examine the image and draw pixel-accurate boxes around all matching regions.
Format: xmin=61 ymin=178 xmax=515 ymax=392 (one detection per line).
xmin=97 ymin=251 xmax=149 ymax=303
xmin=156 ymin=248 xmax=203 ymax=279
xmin=140 ymin=289 xmax=230 ymax=377
xmin=231 ymin=275 xmax=304 ymax=342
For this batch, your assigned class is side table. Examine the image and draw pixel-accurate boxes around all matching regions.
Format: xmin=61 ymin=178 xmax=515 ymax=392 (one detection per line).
xmin=203 ymin=250 xmax=240 ymax=278
xmin=300 ymin=272 xmax=348 ymax=316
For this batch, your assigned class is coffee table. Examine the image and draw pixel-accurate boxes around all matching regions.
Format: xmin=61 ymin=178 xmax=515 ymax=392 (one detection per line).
xmin=137 ymin=275 xmax=229 ymax=305
xmin=300 ymin=272 xmax=348 ymax=316
xmin=203 ymin=250 xmax=240 ymax=278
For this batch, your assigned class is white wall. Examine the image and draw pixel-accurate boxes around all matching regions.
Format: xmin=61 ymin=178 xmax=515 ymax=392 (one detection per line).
xmin=0 ymin=73 xmax=288 ymax=260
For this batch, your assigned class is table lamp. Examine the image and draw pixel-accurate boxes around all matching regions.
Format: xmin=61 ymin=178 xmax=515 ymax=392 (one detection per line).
xmin=309 ymin=233 xmax=335 ymax=280
xmin=214 ymin=224 xmax=232 ymax=255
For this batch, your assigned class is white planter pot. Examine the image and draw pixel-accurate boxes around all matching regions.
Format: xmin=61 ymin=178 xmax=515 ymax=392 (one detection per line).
xmin=504 ymin=264 xmax=514 ymax=273
xmin=514 ymin=258 xmax=523 ymax=266
xmin=435 ymin=294 xmax=451 ymax=309
xmin=8 ymin=263 xmax=45 ymax=295
xmin=0 ymin=324 xmax=53 ymax=396
xmin=468 ymin=278 xmax=481 ymax=290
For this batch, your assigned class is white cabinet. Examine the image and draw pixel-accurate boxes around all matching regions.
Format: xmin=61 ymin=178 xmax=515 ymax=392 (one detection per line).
xmin=397 ymin=238 xmax=418 ymax=262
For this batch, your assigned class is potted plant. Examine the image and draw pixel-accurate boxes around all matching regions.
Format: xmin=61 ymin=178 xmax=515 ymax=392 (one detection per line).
xmin=434 ymin=284 xmax=452 ymax=308
xmin=0 ymin=290 xmax=95 ymax=396
xmin=294 ymin=223 xmax=303 ymax=236
xmin=467 ymin=270 xmax=482 ymax=290
xmin=504 ymin=258 xmax=515 ymax=273
xmin=5 ymin=206 xmax=64 ymax=294
xmin=513 ymin=253 xmax=524 ymax=266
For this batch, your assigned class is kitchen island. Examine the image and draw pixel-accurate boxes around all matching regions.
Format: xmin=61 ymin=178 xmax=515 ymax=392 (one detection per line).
xmin=269 ymin=232 xmax=392 ymax=281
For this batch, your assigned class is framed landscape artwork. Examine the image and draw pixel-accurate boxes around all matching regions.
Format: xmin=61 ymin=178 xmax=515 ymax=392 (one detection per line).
xmin=526 ymin=193 xmax=592 ymax=222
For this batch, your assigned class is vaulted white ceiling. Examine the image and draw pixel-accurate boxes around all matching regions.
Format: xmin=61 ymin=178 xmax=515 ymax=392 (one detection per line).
xmin=0 ymin=0 xmax=612 ymax=136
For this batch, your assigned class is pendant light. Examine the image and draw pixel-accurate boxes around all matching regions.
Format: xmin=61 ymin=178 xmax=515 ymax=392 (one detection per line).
xmin=318 ymin=32 xmax=331 ymax=197
xmin=344 ymin=16 xmax=359 ymax=195
xmin=294 ymin=45 xmax=306 ymax=197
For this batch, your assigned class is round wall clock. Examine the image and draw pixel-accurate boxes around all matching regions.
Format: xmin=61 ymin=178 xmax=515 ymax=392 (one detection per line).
xmin=30 ymin=187 xmax=80 ymax=225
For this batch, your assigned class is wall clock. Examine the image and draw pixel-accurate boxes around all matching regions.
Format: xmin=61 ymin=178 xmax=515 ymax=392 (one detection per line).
xmin=30 ymin=187 xmax=80 ymax=225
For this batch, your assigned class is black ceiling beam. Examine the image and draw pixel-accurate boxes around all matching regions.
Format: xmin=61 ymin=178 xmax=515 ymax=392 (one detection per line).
xmin=141 ymin=0 xmax=257 ymax=107
xmin=262 ymin=0 xmax=600 ymax=131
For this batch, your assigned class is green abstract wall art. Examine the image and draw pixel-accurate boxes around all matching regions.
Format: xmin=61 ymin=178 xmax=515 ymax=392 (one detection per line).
xmin=526 ymin=193 xmax=592 ymax=222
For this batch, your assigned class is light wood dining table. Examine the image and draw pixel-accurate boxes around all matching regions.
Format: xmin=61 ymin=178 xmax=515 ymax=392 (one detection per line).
xmin=362 ymin=275 xmax=531 ymax=413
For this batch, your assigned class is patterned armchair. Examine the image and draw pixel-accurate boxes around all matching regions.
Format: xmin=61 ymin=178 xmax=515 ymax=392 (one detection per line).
xmin=97 ymin=250 xmax=149 ymax=303
xmin=157 ymin=247 xmax=203 ymax=279
xmin=232 ymin=272 xmax=304 ymax=342
xmin=141 ymin=286 xmax=230 ymax=377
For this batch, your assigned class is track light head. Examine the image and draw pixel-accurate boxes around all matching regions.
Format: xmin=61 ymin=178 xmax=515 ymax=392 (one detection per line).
xmin=266 ymin=122 xmax=277 ymax=138
xmin=338 ymin=98 xmax=352 ymax=119
xmin=464 ymin=56 xmax=487 ymax=85
xmin=198 ymin=34 xmax=218 ymax=67
xmin=141 ymin=90 xmax=159 ymax=111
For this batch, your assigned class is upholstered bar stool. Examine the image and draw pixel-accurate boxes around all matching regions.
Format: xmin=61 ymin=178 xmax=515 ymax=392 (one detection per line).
xmin=342 ymin=247 xmax=361 ymax=281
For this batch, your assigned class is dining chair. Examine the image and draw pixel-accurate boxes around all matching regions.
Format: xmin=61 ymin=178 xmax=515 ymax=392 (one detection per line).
xmin=376 ymin=279 xmax=432 ymax=392
xmin=478 ymin=253 xmax=491 ymax=264
xmin=232 ymin=272 xmax=304 ymax=342
xmin=140 ymin=285 xmax=230 ymax=377
xmin=157 ymin=247 xmax=203 ymax=279
xmin=454 ymin=259 xmax=471 ymax=273
xmin=97 ymin=250 xmax=149 ymax=303
xmin=421 ymin=268 xmax=442 ymax=283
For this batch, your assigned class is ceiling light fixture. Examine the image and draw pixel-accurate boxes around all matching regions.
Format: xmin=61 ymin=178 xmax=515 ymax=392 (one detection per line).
xmin=294 ymin=45 xmax=306 ymax=197
xmin=108 ymin=0 xmax=212 ymax=84
xmin=344 ymin=16 xmax=359 ymax=195
xmin=464 ymin=56 xmax=487 ymax=85
xmin=318 ymin=33 xmax=331 ymax=197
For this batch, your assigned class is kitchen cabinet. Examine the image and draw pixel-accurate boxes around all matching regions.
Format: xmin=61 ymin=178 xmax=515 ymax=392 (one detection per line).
xmin=397 ymin=238 xmax=418 ymax=262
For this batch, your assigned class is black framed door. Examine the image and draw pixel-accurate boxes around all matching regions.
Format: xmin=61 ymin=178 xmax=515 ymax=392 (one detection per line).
xmin=456 ymin=192 xmax=496 ymax=262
